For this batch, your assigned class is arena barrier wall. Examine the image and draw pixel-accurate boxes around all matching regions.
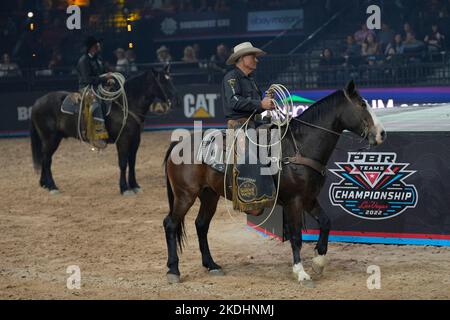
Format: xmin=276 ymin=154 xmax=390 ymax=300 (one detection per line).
xmin=1 ymin=85 xmax=450 ymax=138
xmin=248 ymin=132 xmax=450 ymax=246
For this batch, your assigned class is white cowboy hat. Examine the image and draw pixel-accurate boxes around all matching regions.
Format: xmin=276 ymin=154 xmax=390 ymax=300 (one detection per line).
xmin=226 ymin=42 xmax=266 ymax=65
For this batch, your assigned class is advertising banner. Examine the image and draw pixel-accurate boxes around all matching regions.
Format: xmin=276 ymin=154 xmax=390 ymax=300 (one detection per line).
xmin=290 ymin=87 xmax=450 ymax=111
xmin=2 ymin=85 xmax=450 ymax=137
xmin=153 ymin=12 xmax=244 ymax=40
xmin=247 ymin=9 xmax=304 ymax=32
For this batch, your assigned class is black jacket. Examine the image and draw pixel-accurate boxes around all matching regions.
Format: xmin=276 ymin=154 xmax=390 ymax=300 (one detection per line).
xmin=222 ymin=67 xmax=264 ymax=120
xmin=76 ymin=53 xmax=106 ymax=89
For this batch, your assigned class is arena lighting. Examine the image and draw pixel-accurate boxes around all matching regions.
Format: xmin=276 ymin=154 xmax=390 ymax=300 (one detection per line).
xmin=127 ymin=23 xmax=132 ymax=32
xmin=29 ymin=23 xmax=35 ymax=31
xmin=27 ymin=12 xmax=34 ymax=18
xmin=128 ymin=42 xmax=133 ymax=49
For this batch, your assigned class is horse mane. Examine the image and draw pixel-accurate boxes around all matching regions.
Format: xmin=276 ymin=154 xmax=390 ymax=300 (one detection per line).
xmin=124 ymin=70 xmax=151 ymax=98
xmin=294 ymin=89 xmax=346 ymax=125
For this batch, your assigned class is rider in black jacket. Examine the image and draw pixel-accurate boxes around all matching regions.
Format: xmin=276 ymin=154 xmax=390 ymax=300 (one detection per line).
xmin=222 ymin=42 xmax=274 ymax=126
xmin=76 ymin=36 xmax=113 ymax=149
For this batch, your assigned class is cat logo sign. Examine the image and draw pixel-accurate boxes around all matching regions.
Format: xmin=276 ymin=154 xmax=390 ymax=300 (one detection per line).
xmin=184 ymin=93 xmax=218 ymax=118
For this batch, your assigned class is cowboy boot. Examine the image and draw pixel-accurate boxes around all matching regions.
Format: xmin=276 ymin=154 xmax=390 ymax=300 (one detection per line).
xmin=92 ymin=119 xmax=108 ymax=149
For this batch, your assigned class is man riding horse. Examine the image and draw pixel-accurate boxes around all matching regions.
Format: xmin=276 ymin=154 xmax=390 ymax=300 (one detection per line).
xmin=76 ymin=36 xmax=114 ymax=149
xmin=222 ymin=42 xmax=277 ymax=215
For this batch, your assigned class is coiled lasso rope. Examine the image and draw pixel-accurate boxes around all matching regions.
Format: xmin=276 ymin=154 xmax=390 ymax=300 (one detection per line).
xmin=78 ymin=72 xmax=129 ymax=147
xmin=223 ymin=84 xmax=294 ymax=228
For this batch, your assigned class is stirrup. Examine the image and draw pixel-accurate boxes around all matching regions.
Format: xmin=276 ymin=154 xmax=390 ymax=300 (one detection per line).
xmin=91 ymin=139 xmax=108 ymax=150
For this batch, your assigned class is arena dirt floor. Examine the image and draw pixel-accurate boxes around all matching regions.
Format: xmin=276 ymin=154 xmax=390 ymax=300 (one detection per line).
xmin=1 ymin=131 xmax=449 ymax=300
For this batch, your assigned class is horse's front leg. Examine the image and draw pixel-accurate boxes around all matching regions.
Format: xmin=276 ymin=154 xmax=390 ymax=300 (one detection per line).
xmin=116 ymin=143 xmax=132 ymax=195
xmin=128 ymin=133 xmax=141 ymax=193
xmin=284 ymin=197 xmax=312 ymax=284
xmin=308 ymin=199 xmax=330 ymax=275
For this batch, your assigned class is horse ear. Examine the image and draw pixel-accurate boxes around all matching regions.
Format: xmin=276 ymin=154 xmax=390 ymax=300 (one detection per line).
xmin=345 ymin=80 xmax=356 ymax=96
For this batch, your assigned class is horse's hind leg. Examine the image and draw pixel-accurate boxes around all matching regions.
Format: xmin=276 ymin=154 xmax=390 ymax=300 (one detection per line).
xmin=41 ymin=133 xmax=62 ymax=193
xmin=307 ymin=200 xmax=330 ymax=275
xmin=164 ymin=191 xmax=197 ymax=284
xmin=196 ymin=188 xmax=223 ymax=275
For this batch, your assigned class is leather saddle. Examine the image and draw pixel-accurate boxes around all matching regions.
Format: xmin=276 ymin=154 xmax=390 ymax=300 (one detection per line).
xmin=198 ymin=128 xmax=276 ymax=212
xmin=61 ymin=92 xmax=112 ymax=117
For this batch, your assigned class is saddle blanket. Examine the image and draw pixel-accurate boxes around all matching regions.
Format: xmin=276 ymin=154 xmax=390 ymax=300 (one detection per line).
xmin=61 ymin=92 xmax=112 ymax=116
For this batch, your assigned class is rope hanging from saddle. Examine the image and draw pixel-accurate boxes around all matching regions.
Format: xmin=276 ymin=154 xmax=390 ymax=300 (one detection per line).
xmin=78 ymin=72 xmax=129 ymax=147
xmin=223 ymin=83 xmax=294 ymax=228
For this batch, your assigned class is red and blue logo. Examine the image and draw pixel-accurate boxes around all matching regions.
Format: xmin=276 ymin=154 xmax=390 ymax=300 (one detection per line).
xmin=329 ymin=152 xmax=418 ymax=220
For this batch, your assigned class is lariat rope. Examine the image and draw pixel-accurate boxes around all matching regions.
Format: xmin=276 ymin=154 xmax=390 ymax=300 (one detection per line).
xmin=78 ymin=72 xmax=129 ymax=148
xmin=223 ymin=84 xmax=293 ymax=228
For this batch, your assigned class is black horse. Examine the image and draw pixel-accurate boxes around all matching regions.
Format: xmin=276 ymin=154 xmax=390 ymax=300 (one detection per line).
xmin=162 ymin=80 xmax=386 ymax=284
xmin=31 ymin=66 xmax=177 ymax=194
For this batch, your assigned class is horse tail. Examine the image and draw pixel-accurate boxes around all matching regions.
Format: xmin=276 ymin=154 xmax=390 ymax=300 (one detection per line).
xmin=30 ymin=119 xmax=43 ymax=172
xmin=163 ymin=141 xmax=186 ymax=252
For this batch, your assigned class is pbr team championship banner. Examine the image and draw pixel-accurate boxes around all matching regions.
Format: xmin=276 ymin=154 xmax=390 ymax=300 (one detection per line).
xmin=248 ymin=132 xmax=450 ymax=246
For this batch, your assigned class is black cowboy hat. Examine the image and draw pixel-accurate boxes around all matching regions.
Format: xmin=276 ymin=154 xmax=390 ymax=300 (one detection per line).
xmin=84 ymin=36 xmax=103 ymax=52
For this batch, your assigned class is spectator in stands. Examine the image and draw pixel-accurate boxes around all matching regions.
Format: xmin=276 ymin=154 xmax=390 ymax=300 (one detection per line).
xmin=210 ymin=43 xmax=229 ymax=73
xmin=182 ymin=45 xmax=198 ymax=63
xmin=404 ymin=31 xmax=425 ymax=50
xmin=354 ymin=23 xmax=375 ymax=44
xmin=0 ymin=53 xmax=21 ymax=77
xmin=126 ymin=49 xmax=138 ymax=73
xmin=342 ymin=35 xmax=360 ymax=68
xmin=384 ymin=47 xmax=403 ymax=66
xmin=366 ymin=34 xmax=381 ymax=55
xmin=361 ymin=41 xmax=370 ymax=57
xmin=424 ymin=23 xmax=446 ymax=52
xmin=192 ymin=43 xmax=203 ymax=60
xmin=385 ymin=34 xmax=405 ymax=55
xmin=403 ymin=32 xmax=425 ymax=62
xmin=318 ymin=48 xmax=340 ymax=86
xmin=343 ymin=35 xmax=360 ymax=57
xmin=402 ymin=22 xmax=414 ymax=38
xmin=377 ymin=23 xmax=395 ymax=52
xmin=156 ymin=45 xmax=172 ymax=63
xmin=48 ymin=50 xmax=64 ymax=75
xmin=114 ymin=48 xmax=129 ymax=75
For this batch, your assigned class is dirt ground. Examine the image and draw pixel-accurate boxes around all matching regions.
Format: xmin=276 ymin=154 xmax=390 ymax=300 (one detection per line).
xmin=0 ymin=131 xmax=449 ymax=300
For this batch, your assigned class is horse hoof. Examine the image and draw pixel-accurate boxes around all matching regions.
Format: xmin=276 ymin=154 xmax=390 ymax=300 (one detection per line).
xmin=300 ymin=279 xmax=315 ymax=288
xmin=167 ymin=273 xmax=181 ymax=284
xmin=49 ymin=189 xmax=60 ymax=195
xmin=122 ymin=190 xmax=135 ymax=196
xmin=209 ymin=269 xmax=225 ymax=276
xmin=311 ymin=263 xmax=324 ymax=275
xmin=132 ymin=187 xmax=143 ymax=194
xmin=312 ymin=253 xmax=328 ymax=275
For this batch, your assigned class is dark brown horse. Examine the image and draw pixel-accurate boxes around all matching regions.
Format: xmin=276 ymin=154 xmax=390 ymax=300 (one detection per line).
xmin=31 ymin=66 xmax=177 ymax=195
xmin=163 ymin=80 xmax=386 ymax=284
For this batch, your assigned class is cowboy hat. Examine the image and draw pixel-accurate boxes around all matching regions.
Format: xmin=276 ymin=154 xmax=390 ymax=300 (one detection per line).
xmin=157 ymin=45 xmax=170 ymax=54
xmin=226 ymin=42 xmax=266 ymax=65
xmin=84 ymin=36 xmax=102 ymax=52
